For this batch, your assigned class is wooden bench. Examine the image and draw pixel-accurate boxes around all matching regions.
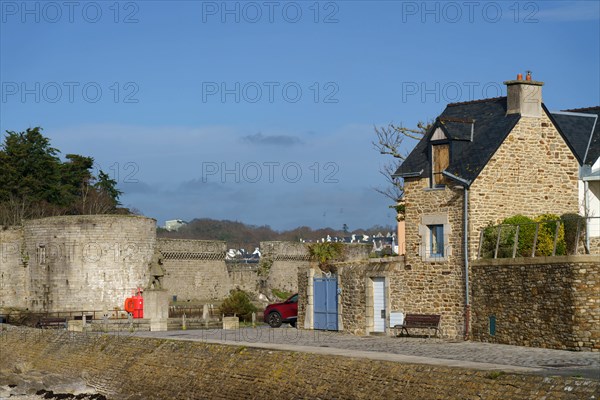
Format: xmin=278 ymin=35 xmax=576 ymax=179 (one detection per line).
xmin=393 ymin=314 xmax=441 ymax=337
xmin=36 ymin=317 xmax=67 ymax=329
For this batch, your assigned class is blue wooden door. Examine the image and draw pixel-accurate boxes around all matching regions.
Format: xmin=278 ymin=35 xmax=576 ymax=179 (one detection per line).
xmin=314 ymin=276 xmax=338 ymax=330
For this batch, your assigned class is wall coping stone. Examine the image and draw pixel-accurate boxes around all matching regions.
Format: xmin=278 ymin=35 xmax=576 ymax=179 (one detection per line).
xmin=22 ymin=214 xmax=156 ymax=224
xmin=158 ymin=238 xmax=225 ymax=244
xmin=472 ymin=254 xmax=599 ymax=267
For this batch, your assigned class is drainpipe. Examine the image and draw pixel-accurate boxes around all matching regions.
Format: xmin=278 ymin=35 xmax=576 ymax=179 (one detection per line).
xmin=584 ymin=180 xmax=590 ymax=252
xmin=463 ymin=186 xmax=470 ymax=341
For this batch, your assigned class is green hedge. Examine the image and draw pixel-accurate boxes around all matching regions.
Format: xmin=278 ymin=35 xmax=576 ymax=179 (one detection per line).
xmin=480 ymin=213 xmax=570 ymax=258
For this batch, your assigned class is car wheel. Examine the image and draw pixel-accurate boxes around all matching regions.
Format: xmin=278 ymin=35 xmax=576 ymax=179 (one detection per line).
xmin=267 ymin=311 xmax=282 ymax=328
xmin=289 ymin=320 xmax=296 ymax=328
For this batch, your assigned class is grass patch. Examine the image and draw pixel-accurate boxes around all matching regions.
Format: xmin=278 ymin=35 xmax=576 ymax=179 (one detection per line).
xmin=486 ymin=371 xmax=505 ymax=380
xmin=272 ymin=288 xmax=292 ymax=300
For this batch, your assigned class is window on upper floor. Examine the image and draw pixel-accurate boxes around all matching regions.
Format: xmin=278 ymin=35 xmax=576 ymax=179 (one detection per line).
xmin=419 ymin=214 xmax=451 ymax=262
xmin=431 ymin=143 xmax=449 ymax=187
xmin=428 ymin=224 xmax=444 ymax=258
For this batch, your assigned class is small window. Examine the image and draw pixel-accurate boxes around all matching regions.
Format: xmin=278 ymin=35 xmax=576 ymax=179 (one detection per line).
xmin=428 ymin=225 xmax=444 ymax=257
xmin=432 ymin=143 xmax=449 ymax=187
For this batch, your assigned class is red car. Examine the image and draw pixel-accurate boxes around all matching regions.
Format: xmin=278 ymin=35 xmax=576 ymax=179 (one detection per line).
xmin=264 ymin=294 xmax=298 ymax=328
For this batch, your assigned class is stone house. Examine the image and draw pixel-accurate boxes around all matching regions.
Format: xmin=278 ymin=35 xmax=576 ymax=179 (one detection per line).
xmin=297 ymin=74 xmax=599 ymax=350
xmin=392 ymin=73 xmax=598 ymax=340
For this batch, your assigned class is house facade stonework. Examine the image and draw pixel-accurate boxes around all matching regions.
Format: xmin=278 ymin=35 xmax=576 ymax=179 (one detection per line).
xmin=468 ymin=115 xmax=580 ymax=256
xmin=402 ymin=182 xmax=466 ymax=338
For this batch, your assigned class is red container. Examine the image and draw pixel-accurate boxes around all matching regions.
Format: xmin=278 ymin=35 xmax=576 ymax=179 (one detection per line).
xmin=124 ymin=297 xmax=135 ymax=314
xmin=124 ymin=288 xmax=144 ymax=319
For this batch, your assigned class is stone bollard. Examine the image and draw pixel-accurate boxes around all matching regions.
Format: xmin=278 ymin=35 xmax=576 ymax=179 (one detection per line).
xmin=128 ymin=312 xmax=134 ymax=332
xmin=252 ymin=312 xmax=256 ymax=328
xmin=182 ymin=314 xmax=187 ymax=330
xmin=203 ymin=304 xmax=209 ymax=328
xmin=222 ymin=315 xmax=239 ymax=330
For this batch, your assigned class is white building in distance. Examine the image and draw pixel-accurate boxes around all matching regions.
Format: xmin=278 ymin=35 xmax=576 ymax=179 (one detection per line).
xmin=164 ymin=219 xmax=187 ymax=231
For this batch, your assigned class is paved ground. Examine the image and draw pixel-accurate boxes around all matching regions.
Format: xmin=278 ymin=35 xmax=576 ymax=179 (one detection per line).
xmin=131 ymin=325 xmax=600 ymax=380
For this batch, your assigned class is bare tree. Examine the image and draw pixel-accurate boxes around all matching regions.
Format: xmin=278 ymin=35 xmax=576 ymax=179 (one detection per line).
xmin=372 ymin=121 xmax=430 ymax=203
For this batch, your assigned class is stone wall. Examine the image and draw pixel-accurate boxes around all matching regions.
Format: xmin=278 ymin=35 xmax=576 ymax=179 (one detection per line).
xmin=471 ymin=255 xmax=599 ymax=351
xmin=157 ymin=238 xmax=230 ymax=301
xmin=226 ymin=263 xmax=260 ymax=293
xmin=158 ymin=239 xmax=303 ymax=301
xmin=261 ymin=241 xmax=310 ymax=294
xmin=336 ymin=260 xmax=400 ymax=335
xmin=0 ymin=227 xmax=27 ymax=309
xmin=2 ymin=223 xmax=307 ymax=312
xmin=298 ymin=255 xmax=469 ymax=338
xmin=1 ymin=215 xmax=156 ymax=313
xmin=1 ymin=326 xmax=598 ymax=399
xmin=468 ymin=114 xmax=580 ymax=257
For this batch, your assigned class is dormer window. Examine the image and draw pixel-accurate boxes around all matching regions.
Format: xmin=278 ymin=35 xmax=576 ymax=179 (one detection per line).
xmin=432 ymin=143 xmax=449 ymax=187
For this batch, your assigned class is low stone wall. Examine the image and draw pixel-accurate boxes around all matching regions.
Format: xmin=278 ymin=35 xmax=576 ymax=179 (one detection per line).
xmin=471 ymin=255 xmax=600 ymax=351
xmin=1 ymin=326 xmax=598 ymax=400
xmin=298 ymin=256 xmax=465 ymax=338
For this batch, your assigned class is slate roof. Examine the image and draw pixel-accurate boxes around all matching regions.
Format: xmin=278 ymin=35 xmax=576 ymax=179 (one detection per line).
xmin=551 ymin=107 xmax=600 ymax=166
xmin=394 ymin=98 xmax=600 ymax=186
xmin=394 ymin=97 xmax=520 ymax=185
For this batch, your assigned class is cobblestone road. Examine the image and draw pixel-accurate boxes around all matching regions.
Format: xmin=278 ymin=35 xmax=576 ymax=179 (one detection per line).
xmin=133 ymin=326 xmax=600 ymax=380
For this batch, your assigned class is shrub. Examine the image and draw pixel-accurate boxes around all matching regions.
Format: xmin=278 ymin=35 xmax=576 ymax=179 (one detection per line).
xmin=502 ymin=215 xmax=538 ymax=257
xmin=480 ymin=214 xmax=567 ymax=258
xmin=308 ymin=242 xmax=344 ymax=268
xmin=534 ymin=214 xmax=566 ymax=256
xmin=561 ymin=213 xmax=586 ymax=255
xmin=220 ymin=289 xmax=257 ymax=321
xmin=480 ymin=215 xmax=535 ymax=258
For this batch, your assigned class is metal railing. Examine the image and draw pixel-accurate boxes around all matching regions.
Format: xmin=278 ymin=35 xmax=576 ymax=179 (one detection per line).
xmin=477 ymin=216 xmax=599 ymax=259
xmin=1 ymin=309 xmax=130 ymax=326
xmin=168 ymin=305 xmax=220 ymax=318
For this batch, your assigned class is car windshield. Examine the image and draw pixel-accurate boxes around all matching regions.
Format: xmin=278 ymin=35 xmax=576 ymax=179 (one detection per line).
xmin=288 ymin=294 xmax=298 ymax=303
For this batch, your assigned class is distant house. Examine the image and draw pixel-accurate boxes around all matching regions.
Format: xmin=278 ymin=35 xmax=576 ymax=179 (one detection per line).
xmin=311 ymin=232 xmax=398 ymax=255
xmin=164 ymin=219 xmax=187 ymax=231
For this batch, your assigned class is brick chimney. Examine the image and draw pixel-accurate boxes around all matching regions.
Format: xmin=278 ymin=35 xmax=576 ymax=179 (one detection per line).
xmin=504 ymin=71 xmax=544 ymax=117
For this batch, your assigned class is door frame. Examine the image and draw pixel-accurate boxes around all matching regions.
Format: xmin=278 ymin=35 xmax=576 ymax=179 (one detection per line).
xmin=366 ymin=275 xmax=390 ymax=334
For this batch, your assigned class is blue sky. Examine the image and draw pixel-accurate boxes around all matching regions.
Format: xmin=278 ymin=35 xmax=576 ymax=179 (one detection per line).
xmin=1 ymin=0 xmax=599 ymax=230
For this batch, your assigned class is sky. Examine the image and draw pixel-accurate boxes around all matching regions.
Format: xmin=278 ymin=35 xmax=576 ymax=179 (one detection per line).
xmin=1 ymin=0 xmax=599 ymax=231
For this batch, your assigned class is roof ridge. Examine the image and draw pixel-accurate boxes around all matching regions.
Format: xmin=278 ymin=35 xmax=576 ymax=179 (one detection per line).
xmin=447 ymin=96 xmax=506 ymax=107
xmin=561 ymin=106 xmax=600 ymax=112
xmin=438 ymin=117 xmax=475 ymax=123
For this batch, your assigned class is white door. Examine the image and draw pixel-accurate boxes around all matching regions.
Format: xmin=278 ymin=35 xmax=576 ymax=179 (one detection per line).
xmin=373 ymin=277 xmax=386 ymax=332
